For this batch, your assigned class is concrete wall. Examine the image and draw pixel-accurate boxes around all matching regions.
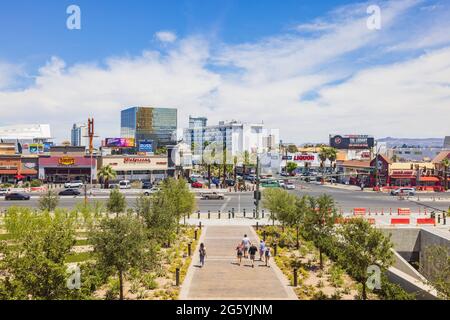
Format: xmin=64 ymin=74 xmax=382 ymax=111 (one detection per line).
xmin=379 ymin=227 xmax=421 ymax=262
xmin=419 ymin=228 xmax=450 ymax=281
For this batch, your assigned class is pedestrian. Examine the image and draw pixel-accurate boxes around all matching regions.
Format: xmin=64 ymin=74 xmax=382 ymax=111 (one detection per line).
xmin=199 ymin=243 xmax=206 ymax=268
xmin=241 ymin=234 xmax=251 ymax=258
xmin=264 ymin=246 xmax=271 ymax=267
xmin=259 ymin=240 xmax=266 ymax=261
xmin=248 ymin=243 xmax=258 ymax=268
xmin=236 ymin=243 xmax=244 ymax=266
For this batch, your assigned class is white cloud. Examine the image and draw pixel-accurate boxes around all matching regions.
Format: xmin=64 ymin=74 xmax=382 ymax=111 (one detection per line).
xmin=155 ymin=31 xmax=177 ymax=43
xmin=0 ymin=0 xmax=449 ymax=144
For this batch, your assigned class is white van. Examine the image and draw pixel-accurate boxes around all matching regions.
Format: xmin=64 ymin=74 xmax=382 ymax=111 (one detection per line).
xmin=119 ymin=180 xmax=131 ymax=189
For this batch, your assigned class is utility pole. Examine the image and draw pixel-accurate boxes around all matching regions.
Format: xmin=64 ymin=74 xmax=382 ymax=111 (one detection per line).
xmin=255 ymin=155 xmax=260 ymax=219
xmin=83 ymin=118 xmax=97 ymax=204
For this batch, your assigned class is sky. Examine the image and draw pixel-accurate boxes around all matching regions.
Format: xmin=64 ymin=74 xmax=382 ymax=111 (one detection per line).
xmin=0 ymin=0 xmax=449 ymax=144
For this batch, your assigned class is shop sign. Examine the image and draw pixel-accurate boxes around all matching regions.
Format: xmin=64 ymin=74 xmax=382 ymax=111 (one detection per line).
xmin=124 ymin=158 xmax=152 ymax=164
xmin=293 ymin=154 xmax=315 ymax=162
xmin=391 ymin=170 xmax=414 ymax=176
xmin=58 ymin=157 xmax=76 ymax=166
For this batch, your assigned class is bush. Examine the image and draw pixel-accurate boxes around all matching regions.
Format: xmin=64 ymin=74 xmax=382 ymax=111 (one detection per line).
xmin=142 ymin=273 xmax=158 ymax=290
xmin=30 ymin=179 xmax=43 ymax=187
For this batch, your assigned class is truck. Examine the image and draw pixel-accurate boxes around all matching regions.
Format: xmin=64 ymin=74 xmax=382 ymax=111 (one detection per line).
xmin=201 ymin=192 xmax=225 ymax=200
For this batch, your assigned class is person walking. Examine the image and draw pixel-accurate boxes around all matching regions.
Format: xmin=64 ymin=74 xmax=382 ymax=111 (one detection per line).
xmin=264 ymin=246 xmax=271 ymax=267
xmin=242 ymin=234 xmax=251 ymax=258
xmin=199 ymin=243 xmax=206 ymax=268
xmin=236 ymin=243 xmax=244 ymax=266
xmin=248 ymin=243 xmax=258 ymax=268
xmin=259 ymin=240 xmax=266 ymax=261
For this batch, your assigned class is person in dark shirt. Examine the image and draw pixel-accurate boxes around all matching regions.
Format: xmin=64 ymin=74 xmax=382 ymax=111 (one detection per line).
xmin=248 ymin=244 xmax=258 ymax=268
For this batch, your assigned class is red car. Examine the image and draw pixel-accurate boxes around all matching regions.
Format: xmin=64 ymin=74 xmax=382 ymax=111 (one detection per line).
xmin=191 ymin=182 xmax=203 ymax=188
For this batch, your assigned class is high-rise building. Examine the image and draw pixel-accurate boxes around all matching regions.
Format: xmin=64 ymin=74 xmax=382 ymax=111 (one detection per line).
xmin=71 ymin=123 xmax=88 ymax=147
xmin=121 ymin=106 xmax=177 ymax=148
xmin=189 ymin=116 xmax=207 ymax=129
xmin=444 ymin=136 xmax=450 ymax=150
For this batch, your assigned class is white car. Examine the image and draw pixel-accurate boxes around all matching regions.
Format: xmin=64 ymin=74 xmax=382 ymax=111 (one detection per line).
xmin=64 ymin=180 xmax=84 ymax=189
xmin=0 ymin=188 xmax=9 ymax=196
xmin=278 ymin=180 xmax=285 ymax=188
xmin=119 ymin=180 xmax=131 ymax=189
xmin=190 ymin=173 xmax=202 ymax=179
xmin=284 ymin=182 xmax=295 ymax=190
xmin=143 ymin=187 xmax=160 ymax=196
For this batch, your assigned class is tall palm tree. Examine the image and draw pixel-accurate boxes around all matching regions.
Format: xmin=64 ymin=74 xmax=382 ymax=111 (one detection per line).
xmin=319 ymin=147 xmax=329 ymax=184
xmin=98 ymin=165 xmax=117 ymax=189
xmin=442 ymin=158 xmax=450 ymax=191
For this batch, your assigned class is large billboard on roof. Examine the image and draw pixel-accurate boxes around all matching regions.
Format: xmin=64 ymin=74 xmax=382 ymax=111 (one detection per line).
xmin=105 ymin=138 xmax=135 ymax=148
xmin=330 ymin=135 xmax=374 ymax=150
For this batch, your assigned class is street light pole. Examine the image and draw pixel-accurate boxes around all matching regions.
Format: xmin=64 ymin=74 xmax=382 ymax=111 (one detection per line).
xmin=255 ymin=155 xmax=260 ymax=219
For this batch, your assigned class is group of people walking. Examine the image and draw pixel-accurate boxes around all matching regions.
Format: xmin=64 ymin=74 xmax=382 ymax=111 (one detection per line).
xmin=236 ymin=234 xmax=271 ymax=268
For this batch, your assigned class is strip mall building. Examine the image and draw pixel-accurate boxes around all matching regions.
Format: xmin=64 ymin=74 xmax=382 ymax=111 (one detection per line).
xmin=98 ymin=155 xmax=168 ymax=182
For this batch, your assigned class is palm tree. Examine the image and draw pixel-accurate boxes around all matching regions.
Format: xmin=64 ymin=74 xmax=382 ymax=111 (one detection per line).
xmin=327 ymin=147 xmax=338 ymax=183
xmin=319 ymin=147 xmax=329 ymax=184
xmin=442 ymin=158 xmax=450 ymax=191
xmin=98 ymin=165 xmax=117 ymax=189
xmin=243 ymin=150 xmax=250 ymax=176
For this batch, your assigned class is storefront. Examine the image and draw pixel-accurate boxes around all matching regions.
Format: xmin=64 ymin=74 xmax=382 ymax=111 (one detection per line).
xmin=336 ymin=160 xmax=372 ymax=185
xmin=369 ymin=155 xmax=390 ymax=187
xmin=99 ymin=155 xmax=168 ymax=182
xmin=0 ymin=156 xmax=38 ymax=183
xmin=280 ymin=153 xmax=330 ymax=173
xmin=38 ymin=156 xmax=96 ymax=183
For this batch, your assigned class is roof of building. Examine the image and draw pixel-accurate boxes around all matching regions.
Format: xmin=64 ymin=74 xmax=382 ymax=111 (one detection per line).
xmin=0 ymin=124 xmax=51 ymax=140
xmin=338 ymin=160 xmax=371 ymax=168
xmin=432 ymin=151 xmax=450 ymax=164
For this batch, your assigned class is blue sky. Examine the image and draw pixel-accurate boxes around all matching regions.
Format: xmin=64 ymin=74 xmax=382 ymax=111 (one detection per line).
xmin=0 ymin=0 xmax=449 ymax=143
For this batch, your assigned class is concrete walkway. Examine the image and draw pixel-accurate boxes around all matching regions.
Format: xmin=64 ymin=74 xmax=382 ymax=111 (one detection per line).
xmin=179 ymin=225 xmax=297 ymax=300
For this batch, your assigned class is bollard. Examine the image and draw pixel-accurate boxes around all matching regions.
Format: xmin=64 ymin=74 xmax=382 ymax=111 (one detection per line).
xmin=438 ymin=215 xmax=441 ymax=224
xmin=262 ymin=209 xmax=265 ymax=219
xmin=253 ymin=209 xmax=256 ymax=219
xmin=256 ymin=222 xmax=259 ymax=231
xmin=263 ymin=230 xmax=266 ymax=241
xmin=199 ymin=221 xmax=202 ymax=230
xmin=293 ymin=268 xmax=298 ymax=287
xmin=197 ymin=210 xmax=200 ymax=219
xmin=243 ymin=208 xmax=246 ymax=218
xmin=208 ymin=210 xmax=211 ymax=219
xmin=218 ymin=210 xmax=221 ymax=219
xmin=273 ymin=244 xmax=277 ymax=257
xmin=194 ymin=229 xmax=198 ymax=241
xmin=188 ymin=243 xmax=192 ymax=257
xmin=228 ymin=210 xmax=231 ymax=219
xmin=232 ymin=208 xmax=235 ymax=219
xmin=176 ymin=268 xmax=180 ymax=286
xmin=390 ymin=208 xmax=392 ymax=215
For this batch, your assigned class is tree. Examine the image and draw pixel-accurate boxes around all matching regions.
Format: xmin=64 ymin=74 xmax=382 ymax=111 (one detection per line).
xmin=106 ymin=189 xmax=127 ymax=217
xmin=38 ymin=190 xmax=59 ymax=212
xmin=243 ymin=150 xmax=250 ymax=176
xmin=338 ymin=218 xmax=394 ymax=300
xmin=233 ymin=155 xmax=238 ymax=185
xmin=302 ymin=195 xmax=339 ymax=269
xmin=327 ymin=147 xmax=338 ymax=173
xmin=262 ymin=188 xmax=296 ymax=226
xmin=319 ymin=147 xmax=329 ymax=184
xmin=159 ymin=178 xmax=196 ymax=232
xmin=98 ymin=165 xmax=117 ymax=189
xmin=286 ymin=162 xmax=298 ymax=175
xmin=287 ymin=144 xmax=298 ymax=153
xmin=441 ymin=158 xmax=449 ymax=191
xmin=0 ymin=208 xmax=77 ymax=300
xmin=289 ymin=195 xmax=310 ymax=249
xmin=420 ymin=245 xmax=450 ymax=299
xmin=90 ymin=215 xmax=156 ymax=300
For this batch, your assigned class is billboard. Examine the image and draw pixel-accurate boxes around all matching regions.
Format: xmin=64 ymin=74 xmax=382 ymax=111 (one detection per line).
xmin=105 ymin=138 xmax=135 ymax=148
xmin=330 ymin=135 xmax=374 ymax=150
xmin=138 ymin=140 xmax=153 ymax=153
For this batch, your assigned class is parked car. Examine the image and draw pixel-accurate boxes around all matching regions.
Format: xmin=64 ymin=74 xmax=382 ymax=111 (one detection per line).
xmin=59 ymin=189 xmax=81 ymax=196
xmin=201 ymin=192 xmax=224 ymax=200
xmin=225 ymin=179 xmax=236 ymax=187
xmin=119 ymin=180 xmax=131 ymax=189
xmin=390 ymin=187 xmax=416 ymax=196
xmin=190 ymin=173 xmax=202 ymax=179
xmin=191 ymin=182 xmax=203 ymax=188
xmin=64 ymin=180 xmax=84 ymax=189
xmin=278 ymin=180 xmax=285 ymax=188
xmin=142 ymin=181 xmax=153 ymax=189
xmin=5 ymin=193 xmax=30 ymax=201
xmin=0 ymin=188 xmax=9 ymax=196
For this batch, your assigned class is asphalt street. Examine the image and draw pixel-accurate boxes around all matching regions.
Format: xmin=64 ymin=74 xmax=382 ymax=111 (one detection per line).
xmin=0 ymin=182 xmax=449 ymax=214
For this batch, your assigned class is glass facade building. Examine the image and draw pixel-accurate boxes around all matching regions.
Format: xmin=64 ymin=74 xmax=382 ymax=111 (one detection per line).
xmin=121 ymin=107 xmax=177 ymax=148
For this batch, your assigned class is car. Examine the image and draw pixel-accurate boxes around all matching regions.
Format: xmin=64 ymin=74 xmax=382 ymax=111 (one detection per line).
xmin=119 ymin=180 xmax=131 ymax=189
xmin=143 ymin=187 xmax=160 ymax=196
xmin=0 ymin=188 xmax=9 ymax=196
xmin=191 ymin=182 xmax=203 ymax=188
xmin=64 ymin=180 xmax=84 ymax=189
xmin=201 ymin=192 xmax=225 ymax=200
xmin=225 ymin=179 xmax=235 ymax=187
xmin=190 ymin=173 xmax=202 ymax=179
xmin=284 ymin=183 xmax=295 ymax=190
xmin=278 ymin=180 xmax=285 ymax=188
xmin=142 ymin=181 xmax=153 ymax=189
xmin=5 ymin=193 xmax=30 ymax=201
xmin=390 ymin=187 xmax=416 ymax=196
xmin=59 ymin=189 xmax=81 ymax=196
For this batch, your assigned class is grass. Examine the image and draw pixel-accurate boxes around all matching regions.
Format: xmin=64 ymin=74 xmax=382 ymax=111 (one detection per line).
xmin=0 ymin=233 xmax=12 ymax=241
xmin=66 ymin=251 xmax=93 ymax=263
xmin=75 ymin=239 xmax=90 ymax=246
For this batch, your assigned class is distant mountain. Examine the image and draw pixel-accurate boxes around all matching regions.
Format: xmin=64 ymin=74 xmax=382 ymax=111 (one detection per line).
xmin=377 ymin=137 xmax=444 ymax=148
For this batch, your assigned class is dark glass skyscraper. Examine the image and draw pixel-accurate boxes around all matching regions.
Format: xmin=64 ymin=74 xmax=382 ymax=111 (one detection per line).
xmin=121 ymin=107 xmax=177 ymax=148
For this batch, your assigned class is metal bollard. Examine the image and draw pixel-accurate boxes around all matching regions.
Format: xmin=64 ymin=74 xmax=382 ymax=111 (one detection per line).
xmin=208 ymin=210 xmax=211 ymax=219
xmin=199 ymin=221 xmax=202 ymax=230
xmin=263 ymin=230 xmax=266 ymax=241
xmin=176 ymin=268 xmax=180 ymax=286
xmin=243 ymin=208 xmax=246 ymax=218
xmin=293 ymin=268 xmax=298 ymax=287
xmin=262 ymin=209 xmax=265 ymax=219
xmin=188 ymin=243 xmax=192 ymax=257
xmin=218 ymin=210 xmax=221 ymax=219
xmin=256 ymin=221 xmax=259 ymax=231
xmin=197 ymin=210 xmax=200 ymax=219
xmin=273 ymin=244 xmax=277 ymax=257
xmin=253 ymin=209 xmax=256 ymax=219
xmin=194 ymin=230 xmax=198 ymax=241
xmin=228 ymin=210 xmax=231 ymax=219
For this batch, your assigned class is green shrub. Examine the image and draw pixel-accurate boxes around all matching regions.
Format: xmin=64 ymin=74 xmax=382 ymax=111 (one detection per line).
xmin=142 ymin=273 xmax=158 ymax=290
xmin=30 ymin=179 xmax=43 ymax=187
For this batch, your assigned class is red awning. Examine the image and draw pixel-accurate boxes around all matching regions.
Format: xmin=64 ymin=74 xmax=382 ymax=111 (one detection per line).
xmin=0 ymin=169 xmax=18 ymax=175
xmin=419 ymin=176 xmax=440 ymax=182
xmin=390 ymin=175 xmax=416 ymax=179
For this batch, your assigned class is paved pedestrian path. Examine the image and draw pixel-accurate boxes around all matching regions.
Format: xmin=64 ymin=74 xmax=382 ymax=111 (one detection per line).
xmin=179 ymin=225 xmax=297 ymax=300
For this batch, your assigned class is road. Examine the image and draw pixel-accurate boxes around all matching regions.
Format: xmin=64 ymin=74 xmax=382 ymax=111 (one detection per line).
xmin=0 ymin=182 xmax=449 ymax=214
